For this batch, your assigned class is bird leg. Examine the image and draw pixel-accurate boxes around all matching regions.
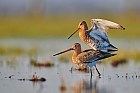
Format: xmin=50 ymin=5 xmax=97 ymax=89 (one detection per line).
xmin=90 ymin=75 xmax=93 ymax=89
xmin=95 ymin=65 xmax=101 ymax=76
xmin=90 ymin=68 xmax=93 ymax=78
xmin=70 ymin=66 xmax=73 ymax=73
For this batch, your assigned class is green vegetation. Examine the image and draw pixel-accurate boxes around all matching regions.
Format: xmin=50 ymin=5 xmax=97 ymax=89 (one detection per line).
xmin=105 ymin=49 xmax=140 ymax=62
xmin=0 ymin=46 xmax=37 ymax=55
xmin=0 ymin=14 xmax=139 ymax=38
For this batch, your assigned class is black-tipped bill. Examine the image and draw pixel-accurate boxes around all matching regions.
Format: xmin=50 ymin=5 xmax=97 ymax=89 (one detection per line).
xmin=68 ymin=28 xmax=80 ymax=39
xmin=120 ymin=25 xmax=125 ymax=30
xmin=53 ymin=48 xmax=73 ymax=56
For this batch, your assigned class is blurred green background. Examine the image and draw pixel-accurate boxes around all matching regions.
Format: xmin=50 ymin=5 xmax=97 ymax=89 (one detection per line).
xmin=0 ymin=0 xmax=139 ymax=38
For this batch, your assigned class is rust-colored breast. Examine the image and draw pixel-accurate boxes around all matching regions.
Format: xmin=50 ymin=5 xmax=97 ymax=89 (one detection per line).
xmin=72 ymin=52 xmax=78 ymax=64
xmin=79 ymin=30 xmax=87 ymax=43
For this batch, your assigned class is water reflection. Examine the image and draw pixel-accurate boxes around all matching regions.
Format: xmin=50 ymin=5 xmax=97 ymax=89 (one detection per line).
xmin=71 ymin=77 xmax=112 ymax=93
xmin=59 ymin=77 xmax=67 ymax=93
xmin=34 ymin=82 xmax=45 ymax=93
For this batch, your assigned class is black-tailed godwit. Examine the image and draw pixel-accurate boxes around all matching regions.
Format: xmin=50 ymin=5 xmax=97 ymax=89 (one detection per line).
xmin=53 ymin=43 xmax=116 ymax=77
xmin=68 ymin=19 xmax=125 ymax=53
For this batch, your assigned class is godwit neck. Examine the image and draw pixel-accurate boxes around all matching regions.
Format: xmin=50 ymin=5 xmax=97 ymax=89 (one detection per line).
xmin=67 ymin=21 xmax=88 ymax=40
xmin=53 ymin=43 xmax=82 ymax=64
xmin=79 ymin=21 xmax=88 ymax=30
xmin=71 ymin=43 xmax=82 ymax=64
xmin=78 ymin=21 xmax=88 ymax=43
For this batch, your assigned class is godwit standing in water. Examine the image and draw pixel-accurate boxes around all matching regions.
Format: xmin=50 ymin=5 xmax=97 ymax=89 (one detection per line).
xmin=53 ymin=43 xmax=116 ymax=77
xmin=68 ymin=19 xmax=125 ymax=53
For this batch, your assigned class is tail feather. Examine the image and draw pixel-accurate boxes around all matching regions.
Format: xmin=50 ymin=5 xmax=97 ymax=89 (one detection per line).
xmin=120 ymin=25 xmax=125 ymax=30
xmin=100 ymin=49 xmax=118 ymax=53
xmin=108 ymin=44 xmax=118 ymax=50
xmin=107 ymin=49 xmax=118 ymax=53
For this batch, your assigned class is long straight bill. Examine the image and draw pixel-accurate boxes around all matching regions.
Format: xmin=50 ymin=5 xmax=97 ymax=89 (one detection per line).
xmin=68 ymin=28 xmax=80 ymax=39
xmin=53 ymin=48 xmax=73 ymax=56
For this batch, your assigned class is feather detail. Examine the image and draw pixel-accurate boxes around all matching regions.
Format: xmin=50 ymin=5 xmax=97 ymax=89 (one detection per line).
xmin=91 ymin=19 xmax=125 ymax=31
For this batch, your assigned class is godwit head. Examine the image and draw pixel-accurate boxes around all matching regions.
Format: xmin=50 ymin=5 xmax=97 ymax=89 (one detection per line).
xmin=53 ymin=43 xmax=116 ymax=77
xmin=78 ymin=21 xmax=88 ymax=30
xmin=68 ymin=21 xmax=88 ymax=39
xmin=53 ymin=43 xmax=82 ymax=64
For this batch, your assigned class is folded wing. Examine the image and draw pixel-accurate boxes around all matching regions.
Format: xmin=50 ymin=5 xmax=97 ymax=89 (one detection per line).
xmin=76 ymin=49 xmax=116 ymax=64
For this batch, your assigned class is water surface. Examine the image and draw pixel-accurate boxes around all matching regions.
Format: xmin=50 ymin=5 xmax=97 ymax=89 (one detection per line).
xmin=0 ymin=38 xmax=140 ymax=93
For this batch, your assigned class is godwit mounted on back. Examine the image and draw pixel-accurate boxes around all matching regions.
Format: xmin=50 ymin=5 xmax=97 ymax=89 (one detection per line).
xmin=68 ymin=19 xmax=125 ymax=53
xmin=53 ymin=43 xmax=116 ymax=77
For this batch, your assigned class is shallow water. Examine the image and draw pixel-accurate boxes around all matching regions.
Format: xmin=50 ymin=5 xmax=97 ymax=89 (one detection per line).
xmin=0 ymin=38 xmax=140 ymax=93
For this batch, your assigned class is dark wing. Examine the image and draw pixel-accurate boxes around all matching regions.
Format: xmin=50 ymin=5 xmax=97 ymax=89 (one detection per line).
xmin=82 ymin=49 xmax=94 ymax=52
xmin=85 ymin=50 xmax=114 ymax=62
xmin=76 ymin=49 xmax=97 ymax=63
xmin=77 ymin=50 xmax=116 ymax=63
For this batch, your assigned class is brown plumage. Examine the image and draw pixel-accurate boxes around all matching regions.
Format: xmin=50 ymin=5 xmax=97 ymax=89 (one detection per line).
xmin=53 ymin=43 xmax=116 ymax=77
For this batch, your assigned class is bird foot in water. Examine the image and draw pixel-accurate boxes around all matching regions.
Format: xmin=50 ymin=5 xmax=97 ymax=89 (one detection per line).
xmin=97 ymin=74 xmax=101 ymax=78
xmin=69 ymin=66 xmax=89 ymax=73
xmin=76 ymin=67 xmax=89 ymax=73
xmin=69 ymin=66 xmax=74 ymax=73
